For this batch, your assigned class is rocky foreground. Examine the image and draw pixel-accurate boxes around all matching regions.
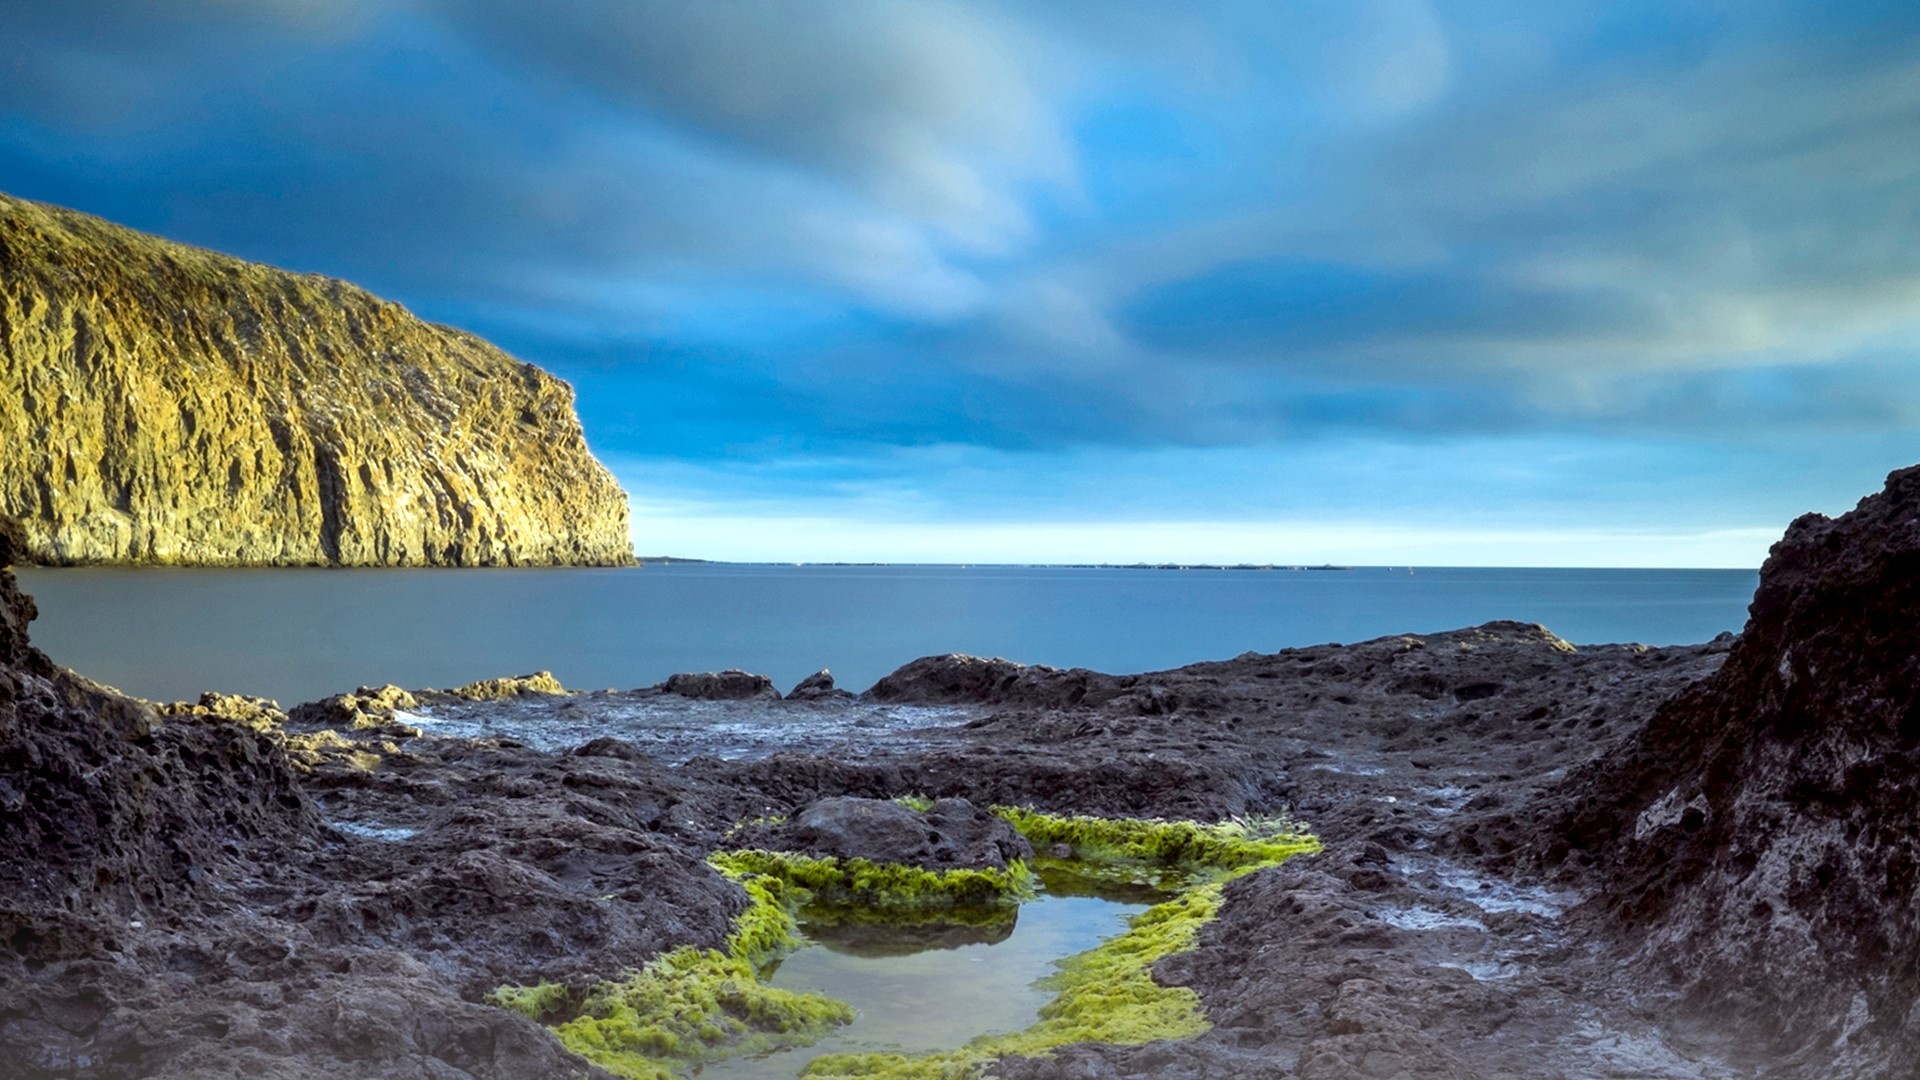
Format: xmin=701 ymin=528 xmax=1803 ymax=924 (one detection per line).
xmin=0 ymin=193 xmax=632 ymax=566
xmin=3 ymin=470 xmax=1920 ymax=1078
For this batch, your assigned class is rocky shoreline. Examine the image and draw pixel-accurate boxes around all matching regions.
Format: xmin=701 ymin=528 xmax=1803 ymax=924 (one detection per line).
xmin=5 ymin=469 xmax=1920 ymax=1077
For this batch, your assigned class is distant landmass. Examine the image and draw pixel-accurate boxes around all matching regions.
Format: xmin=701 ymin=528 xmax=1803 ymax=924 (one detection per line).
xmin=0 ymin=193 xmax=633 ymax=566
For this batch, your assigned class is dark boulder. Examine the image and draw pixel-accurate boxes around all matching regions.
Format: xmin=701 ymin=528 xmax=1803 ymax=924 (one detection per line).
xmin=864 ymin=654 xmax=1127 ymax=709
xmin=662 ymin=669 xmax=781 ymax=701
xmin=786 ymin=668 xmax=853 ymax=702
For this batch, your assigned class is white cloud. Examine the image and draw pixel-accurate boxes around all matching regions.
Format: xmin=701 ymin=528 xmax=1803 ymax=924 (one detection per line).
xmin=431 ymin=0 xmax=1078 ymax=253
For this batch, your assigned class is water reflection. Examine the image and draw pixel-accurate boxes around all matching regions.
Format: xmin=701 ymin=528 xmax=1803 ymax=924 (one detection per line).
xmin=697 ymin=878 xmax=1158 ymax=1079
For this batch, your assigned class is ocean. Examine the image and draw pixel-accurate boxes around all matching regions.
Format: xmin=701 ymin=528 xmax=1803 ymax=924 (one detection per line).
xmin=13 ymin=563 xmax=1759 ymax=707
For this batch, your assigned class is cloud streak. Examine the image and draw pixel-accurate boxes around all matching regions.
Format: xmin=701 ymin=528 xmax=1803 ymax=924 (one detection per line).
xmin=1 ymin=0 xmax=1917 ymax=560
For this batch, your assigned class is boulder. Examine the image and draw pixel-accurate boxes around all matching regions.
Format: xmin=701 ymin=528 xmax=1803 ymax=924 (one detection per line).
xmin=288 ymin=685 xmax=424 ymax=737
xmin=786 ymin=669 xmax=852 ymax=702
xmin=446 ymin=671 xmax=566 ymax=701
xmin=662 ymin=670 xmax=780 ymax=701
xmin=864 ymin=654 xmax=1126 ymax=709
xmin=159 ymin=692 xmax=288 ymax=733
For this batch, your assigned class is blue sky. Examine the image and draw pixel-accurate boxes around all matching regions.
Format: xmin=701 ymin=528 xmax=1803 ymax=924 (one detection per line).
xmin=5 ymin=1 xmax=1919 ymax=565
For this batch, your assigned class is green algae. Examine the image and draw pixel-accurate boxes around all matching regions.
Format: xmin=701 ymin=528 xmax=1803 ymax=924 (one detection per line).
xmin=488 ymin=980 xmax=573 ymax=1024
xmin=550 ymin=947 xmax=856 ymax=1079
xmin=711 ymin=849 xmax=1037 ymax=914
xmin=993 ymin=806 xmax=1319 ymax=885
xmin=489 ymin=854 xmax=852 ymax=1079
xmin=792 ymin=808 xmax=1317 ymax=1080
xmin=492 ymin=851 xmax=1039 ymax=1079
xmin=494 ymin=810 xmax=1318 ymax=1080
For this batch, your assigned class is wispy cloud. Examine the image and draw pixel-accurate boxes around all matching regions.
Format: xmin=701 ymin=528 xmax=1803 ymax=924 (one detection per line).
xmin=2 ymin=0 xmax=1916 ymax=561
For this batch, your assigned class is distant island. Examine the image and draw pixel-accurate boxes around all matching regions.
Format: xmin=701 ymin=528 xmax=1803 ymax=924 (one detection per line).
xmin=0 ymin=193 xmax=633 ymax=567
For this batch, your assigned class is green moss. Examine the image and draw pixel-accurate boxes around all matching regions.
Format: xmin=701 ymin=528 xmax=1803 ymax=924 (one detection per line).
xmin=487 ymin=981 xmax=573 ymax=1023
xmin=796 ymin=808 xmax=1318 ymax=1079
xmin=891 ymin=794 xmax=937 ymax=812
xmin=490 ymin=853 xmax=850 ymax=1079
xmin=711 ymin=849 xmax=1036 ymax=913
xmin=493 ymin=850 xmax=1040 ymax=1079
xmin=994 ymin=806 xmax=1319 ymax=885
xmin=492 ymin=812 xmax=1317 ymax=1080
xmin=551 ymin=946 xmax=855 ymax=1078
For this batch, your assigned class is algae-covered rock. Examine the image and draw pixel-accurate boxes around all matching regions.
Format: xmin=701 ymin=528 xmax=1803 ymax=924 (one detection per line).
xmin=158 ymin=692 xmax=289 ymax=733
xmin=288 ymin=685 xmax=424 ymax=738
xmin=446 ymin=670 xmax=566 ymax=701
xmin=0 ymin=192 xmax=633 ymax=567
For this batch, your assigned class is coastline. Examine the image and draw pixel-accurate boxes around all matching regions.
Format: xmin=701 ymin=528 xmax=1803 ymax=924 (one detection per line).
xmin=4 ymin=466 xmax=1920 ymax=1077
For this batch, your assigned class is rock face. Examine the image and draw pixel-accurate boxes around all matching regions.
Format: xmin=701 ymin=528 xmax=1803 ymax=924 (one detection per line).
xmin=0 ymin=193 xmax=633 ymax=566
xmin=1553 ymin=465 xmax=1920 ymax=1073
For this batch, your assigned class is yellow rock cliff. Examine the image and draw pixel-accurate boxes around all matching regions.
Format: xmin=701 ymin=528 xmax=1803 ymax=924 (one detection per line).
xmin=0 ymin=193 xmax=634 ymax=566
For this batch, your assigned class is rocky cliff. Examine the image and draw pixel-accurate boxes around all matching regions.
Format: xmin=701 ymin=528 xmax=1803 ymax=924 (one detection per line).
xmin=0 ymin=193 xmax=633 ymax=566
xmin=1552 ymin=465 xmax=1920 ymax=1074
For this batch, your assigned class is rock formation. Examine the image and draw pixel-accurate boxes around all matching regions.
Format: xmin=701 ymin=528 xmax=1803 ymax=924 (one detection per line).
xmin=1552 ymin=465 xmax=1920 ymax=1074
xmin=0 ymin=193 xmax=633 ymax=566
xmin=0 ymin=521 xmax=713 ymax=1078
xmin=662 ymin=669 xmax=781 ymax=700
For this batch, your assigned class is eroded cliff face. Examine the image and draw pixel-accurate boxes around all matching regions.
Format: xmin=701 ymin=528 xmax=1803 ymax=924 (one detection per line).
xmin=0 ymin=193 xmax=633 ymax=566
xmin=1553 ymin=465 xmax=1920 ymax=1074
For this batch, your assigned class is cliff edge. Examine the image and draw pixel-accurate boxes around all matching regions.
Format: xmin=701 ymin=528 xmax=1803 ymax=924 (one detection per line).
xmin=1551 ymin=465 xmax=1920 ymax=1074
xmin=0 ymin=193 xmax=633 ymax=566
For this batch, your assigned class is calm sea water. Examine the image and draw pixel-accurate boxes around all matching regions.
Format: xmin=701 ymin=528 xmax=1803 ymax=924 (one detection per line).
xmin=12 ymin=564 xmax=1758 ymax=707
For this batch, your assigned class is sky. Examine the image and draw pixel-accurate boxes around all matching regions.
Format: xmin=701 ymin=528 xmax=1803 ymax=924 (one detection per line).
xmin=4 ymin=1 xmax=1919 ymax=566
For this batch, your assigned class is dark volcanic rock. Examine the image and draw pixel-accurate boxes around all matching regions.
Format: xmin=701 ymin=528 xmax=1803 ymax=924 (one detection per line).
xmin=1549 ymin=466 xmax=1920 ymax=1074
xmin=787 ymin=668 xmax=853 ymax=702
xmin=0 ymin=519 xmax=673 ymax=1079
xmin=22 ymin=478 xmax=1891 ymax=1080
xmin=865 ymin=653 xmax=1128 ymax=708
xmin=663 ymin=669 xmax=782 ymax=701
xmin=736 ymin=796 xmax=1032 ymax=871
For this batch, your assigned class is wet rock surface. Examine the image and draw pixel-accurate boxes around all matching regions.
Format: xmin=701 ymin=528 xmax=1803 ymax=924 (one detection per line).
xmin=4 ymin=471 xmax=1919 ymax=1077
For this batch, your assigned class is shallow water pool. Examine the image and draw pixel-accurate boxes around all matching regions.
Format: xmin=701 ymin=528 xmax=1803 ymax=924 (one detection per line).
xmin=695 ymin=881 xmax=1154 ymax=1078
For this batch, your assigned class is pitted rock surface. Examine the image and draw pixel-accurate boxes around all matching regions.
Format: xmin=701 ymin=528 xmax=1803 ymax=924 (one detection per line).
xmin=1548 ymin=464 xmax=1920 ymax=1074
xmin=735 ymin=796 xmax=1032 ymax=871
